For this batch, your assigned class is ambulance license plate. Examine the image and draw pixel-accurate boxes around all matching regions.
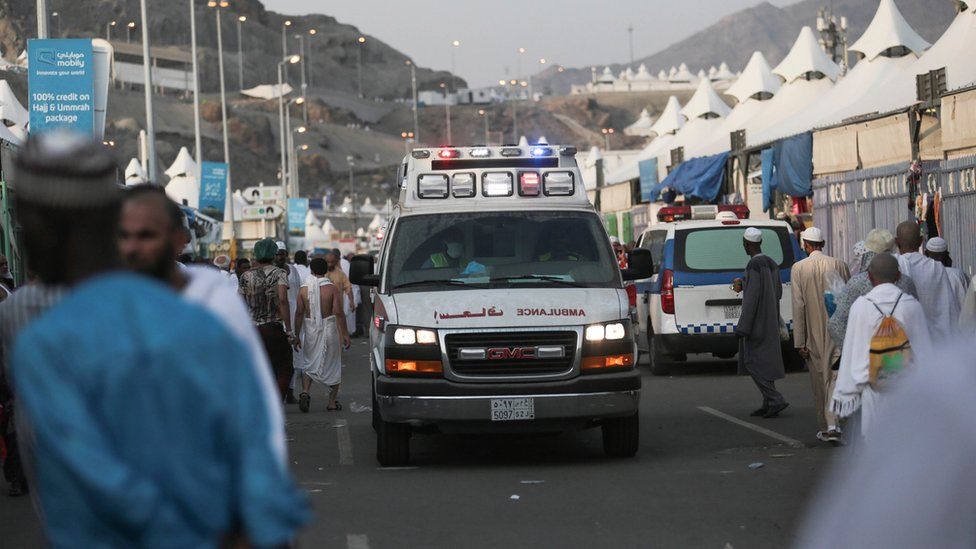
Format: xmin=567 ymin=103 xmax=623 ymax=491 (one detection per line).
xmin=724 ymin=305 xmax=742 ymax=319
xmin=490 ymin=398 xmax=535 ymax=421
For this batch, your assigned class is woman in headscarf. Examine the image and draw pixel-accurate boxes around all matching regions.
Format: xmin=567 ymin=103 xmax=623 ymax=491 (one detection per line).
xmin=827 ymin=229 xmax=918 ymax=348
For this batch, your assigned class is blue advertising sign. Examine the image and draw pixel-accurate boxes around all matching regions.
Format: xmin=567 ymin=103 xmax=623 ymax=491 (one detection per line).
xmin=28 ymin=39 xmax=94 ymax=134
xmin=198 ymin=162 xmax=227 ymax=221
xmin=638 ymin=158 xmax=659 ymax=202
xmin=288 ymin=198 xmax=309 ymax=237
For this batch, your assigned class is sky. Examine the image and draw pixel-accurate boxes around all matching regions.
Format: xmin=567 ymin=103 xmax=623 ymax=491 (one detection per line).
xmin=263 ymin=0 xmax=797 ymax=88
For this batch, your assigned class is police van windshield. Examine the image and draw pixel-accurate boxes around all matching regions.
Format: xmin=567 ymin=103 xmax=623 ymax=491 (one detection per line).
xmin=386 ymin=211 xmax=619 ymax=291
xmin=675 ymin=226 xmax=795 ymax=272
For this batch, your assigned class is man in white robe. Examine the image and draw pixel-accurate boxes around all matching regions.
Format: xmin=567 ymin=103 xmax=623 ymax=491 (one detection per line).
xmin=293 ymin=258 xmax=350 ymax=413
xmin=923 ymin=236 xmax=969 ymax=300
xmin=894 ymin=222 xmax=961 ymax=339
xmin=832 ymin=254 xmax=932 ymax=439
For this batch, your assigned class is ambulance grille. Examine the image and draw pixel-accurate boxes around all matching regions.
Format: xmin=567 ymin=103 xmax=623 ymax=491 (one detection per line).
xmin=445 ymin=331 xmax=577 ymax=377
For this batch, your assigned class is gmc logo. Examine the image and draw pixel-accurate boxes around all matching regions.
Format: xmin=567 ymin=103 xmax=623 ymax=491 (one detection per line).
xmin=486 ymin=347 xmax=537 ymax=360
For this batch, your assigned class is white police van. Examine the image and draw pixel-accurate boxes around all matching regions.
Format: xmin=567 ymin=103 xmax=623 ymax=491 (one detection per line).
xmin=635 ymin=205 xmax=802 ymax=375
xmin=349 ymin=145 xmax=653 ymax=466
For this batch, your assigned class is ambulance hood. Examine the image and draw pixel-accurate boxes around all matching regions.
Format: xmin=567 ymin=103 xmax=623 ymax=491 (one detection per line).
xmin=390 ymin=288 xmax=626 ymax=329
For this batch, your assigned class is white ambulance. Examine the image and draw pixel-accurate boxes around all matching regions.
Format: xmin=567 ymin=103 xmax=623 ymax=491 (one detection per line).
xmin=349 ymin=145 xmax=653 ymax=466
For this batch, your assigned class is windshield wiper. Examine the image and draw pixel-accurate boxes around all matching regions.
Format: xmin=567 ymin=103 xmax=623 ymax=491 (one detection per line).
xmin=494 ymin=275 xmax=586 ymax=288
xmin=392 ymin=279 xmax=479 ymax=290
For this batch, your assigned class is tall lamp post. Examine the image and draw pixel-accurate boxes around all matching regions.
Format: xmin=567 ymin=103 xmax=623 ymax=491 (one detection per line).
xmin=295 ymin=32 xmax=308 ymax=123
xmin=406 ymin=59 xmax=420 ymax=144
xmin=400 ymin=131 xmax=414 ymax=155
xmin=189 ymin=0 xmax=202 ymax=167
xmin=478 ymin=109 xmax=490 ymax=145
xmin=450 ymin=40 xmax=460 ymax=92
xmin=283 ymin=96 xmax=305 ymax=195
xmin=356 ymin=36 xmax=366 ymax=98
xmin=36 ymin=0 xmax=48 ymax=38
xmin=237 ymin=16 xmax=246 ymax=90
xmin=277 ymin=55 xmax=301 ymax=191
xmin=601 ymin=127 xmax=615 ymax=149
xmin=439 ymin=82 xmax=452 ymax=144
xmin=307 ymin=28 xmax=317 ymax=88
xmin=286 ymin=124 xmax=306 ymax=199
xmin=531 ymin=57 xmax=546 ymax=100
xmin=126 ymin=21 xmax=136 ymax=43
xmin=208 ymin=0 xmax=234 ymax=252
xmin=138 ymin=0 xmax=157 ymax=182
xmin=106 ymin=20 xmax=117 ymax=40
xmin=51 ymin=11 xmax=60 ymax=38
xmin=281 ymin=20 xmax=292 ymax=82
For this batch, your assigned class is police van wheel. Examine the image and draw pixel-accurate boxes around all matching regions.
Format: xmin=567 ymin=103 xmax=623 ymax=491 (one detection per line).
xmin=602 ymin=413 xmax=639 ymax=458
xmin=648 ymin=333 xmax=671 ymax=376
xmin=377 ymin=420 xmax=411 ymax=467
xmin=371 ymin=389 xmax=380 ymax=432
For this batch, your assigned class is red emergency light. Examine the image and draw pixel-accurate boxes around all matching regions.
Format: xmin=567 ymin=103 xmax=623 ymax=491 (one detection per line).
xmin=438 ymin=148 xmax=461 ymax=159
xmin=519 ymin=172 xmax=541 ymax=196
xmin=656 ymin=204 xmax=750 ymax=223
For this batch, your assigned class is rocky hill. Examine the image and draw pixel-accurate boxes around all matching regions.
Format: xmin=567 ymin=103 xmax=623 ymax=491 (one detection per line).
xmin=537 ymin=0 xmax=958 ymax=95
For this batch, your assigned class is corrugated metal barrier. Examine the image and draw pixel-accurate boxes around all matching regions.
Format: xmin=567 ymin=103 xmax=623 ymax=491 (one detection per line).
xmin=813 ymin=156 xmax=976 ymax=276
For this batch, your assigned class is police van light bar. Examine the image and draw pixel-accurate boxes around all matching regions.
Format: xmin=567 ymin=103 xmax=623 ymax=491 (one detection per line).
xmin=519 ymin=172 xmax=541 ymax=196
xmin=656 ymin=204 xmax=750 ymax=223
xmin=500 ymin=148 xmax=522 ymax=157
xmin=483 ymin=172 xmax=514 ymax=196
xmin=543 ymin=171 xmax=575 ymax=196
xmin=469 ymin=148 xmax=491 ymax=158
xmin=531 ymin=146 xmax=553 ymax=157
xmin=559 ymin=146 xmax=578 ymax=156
xmin=411 ymin=150 xmax=431 ymax=159
xmin=452 ymin=173 xmax=476 ymax=198
xmin=438 ymin=149 xmax=461 ymax=159
xmin=417 ymin=174 xmax=449 ymax=198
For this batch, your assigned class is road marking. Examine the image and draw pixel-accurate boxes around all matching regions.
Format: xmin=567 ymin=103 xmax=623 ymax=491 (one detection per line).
xmin=347 ymin=534 xmax=370 ymax=549
xmin=335 ymin=419 xmax=354 ymax=465
xmin=697 ymin=406 xmax=805 ymax=449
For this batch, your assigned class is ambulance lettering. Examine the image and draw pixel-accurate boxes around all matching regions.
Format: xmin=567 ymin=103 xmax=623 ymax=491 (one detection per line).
xmin=516 ymin=308 xmax=586 ymax=317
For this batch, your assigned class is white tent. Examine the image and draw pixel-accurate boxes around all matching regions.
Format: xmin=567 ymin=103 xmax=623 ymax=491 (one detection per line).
xmin=634 ymin=64 xmax=654 ymax=81
xmin=650 ymin=96 xmax=686 ymax=137
xmin=708 ymin=66 xmax=718 ymax=78
xmin=714 ymin=62 xmax=737 ymax=81
xmin=624 ymin=108 xmax=655 ymax=137
xmin=164 ymin=147 xmax=200 ymax=208
xmin=360 ymin=197 xmax=380 ymax=214
xmin=241 ymin=83 xmax=294 ymax=100
xmin=304 ymin=210 xmax=328 ymax=244
xmin=754 ymin=0 xmax=929 ymax=142
xmin=744 ymin=26 xmax=840 ymax=147
xmin=321 ymin=218 xmax=337 ymax=237
xmin=367 ymin=214 xmax=385 ymax=231
xmin=657 ymin=69 xmax=668 ymax=80
xmin=694 ymin=52 xmax=781 ymax=157
xmin=597 ymin=67 xmax=616 ymax=84
xmin=0 ymin=80 xmax=28 ymax=127
xmin=725 ymin=51 xmax=782 ymax=104
xmin=680 ymin=78 xmax=732 ymax=120
xmin=841 ymin=6 xmax=976 ymax=119
xmin=671 ymin=63 xmax=695 ymax=83
xmin=124 ymin=158 xmax=148 ymax=186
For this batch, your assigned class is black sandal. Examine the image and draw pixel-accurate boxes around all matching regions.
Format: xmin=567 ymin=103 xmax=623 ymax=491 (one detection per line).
xmin=327 ymin=401 xmax=342 ymax=412
xmin=299 ymin=393 xmax=311 ymax=414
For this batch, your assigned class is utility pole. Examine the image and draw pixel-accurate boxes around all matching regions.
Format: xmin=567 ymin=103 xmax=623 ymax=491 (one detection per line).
xmin=36 ymin=0 xmax=49 ymax=38
xmin=628 ymin=23 xmax=635 ymax=67
xmin=297 ymin=33 xmax=307 ymax=123
xmin=190 ymin=0 xmax=202 ymax=168
xmin=237 ymin=16 xmax=246 ymax=90
xmin=139 ymin=0 xmax=158 ymax=182
xmin=407 ymin=60 xmax=420 ymax=144
xmin=212 ymin=0 xmax=236 ymax=256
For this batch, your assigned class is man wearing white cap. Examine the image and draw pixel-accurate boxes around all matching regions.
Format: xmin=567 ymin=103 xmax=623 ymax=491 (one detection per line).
xmin=791 ymin=227 xmax=850 ymax=443
xmin=734 ymin=227 xmax=789 ymax=418
xmin=923 ymin=237 xmax=969 ymax=297
xmin=895 ymin=222 xmax=962 ymax=339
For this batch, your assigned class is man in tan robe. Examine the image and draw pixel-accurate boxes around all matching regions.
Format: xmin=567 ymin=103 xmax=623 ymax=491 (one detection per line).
xmin=791 ymin=227 xmax=850 ymax=444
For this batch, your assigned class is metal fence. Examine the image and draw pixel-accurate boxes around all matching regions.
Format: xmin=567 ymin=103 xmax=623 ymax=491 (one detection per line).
xmin=813 ymin=156 xmax=976 ymax=276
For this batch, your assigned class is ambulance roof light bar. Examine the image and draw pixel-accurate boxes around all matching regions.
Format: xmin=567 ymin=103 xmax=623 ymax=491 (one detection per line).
xmin=657 ymin=204 xmax=749 ymax=223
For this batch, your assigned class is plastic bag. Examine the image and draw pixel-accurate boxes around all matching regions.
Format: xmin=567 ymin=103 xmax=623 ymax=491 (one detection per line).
xmin=823 ymin=270 xmax=846 ymax=317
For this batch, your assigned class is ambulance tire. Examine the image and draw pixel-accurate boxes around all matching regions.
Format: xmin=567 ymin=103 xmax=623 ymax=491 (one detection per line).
xmin=371 ymin=387 xmax=379 ymax=432
xmin=376 ymin=419 xmax=411 ymax=467
xmin=648 ymin=331 xmax=671 ymax=376
xmin=602 ymin=413 xmax=639 ymax=458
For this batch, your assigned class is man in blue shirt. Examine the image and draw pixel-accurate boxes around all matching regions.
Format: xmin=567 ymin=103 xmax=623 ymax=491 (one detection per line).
xmin=9 ymin=132 xmax=309 ymax=547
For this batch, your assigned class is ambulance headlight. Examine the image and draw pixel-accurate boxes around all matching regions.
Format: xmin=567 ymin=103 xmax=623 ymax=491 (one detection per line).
xmin=544 ymin=171 xmax=575 ymax=196
xmin=393 ymin=327 xmax=438 ymax=346
xmin=585 ymin=322 xmax=627 ymax=341
xmin=417 ymin=174 xmax=449 ymax=199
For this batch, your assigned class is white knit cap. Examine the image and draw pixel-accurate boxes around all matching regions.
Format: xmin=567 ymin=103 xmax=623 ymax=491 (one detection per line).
xmin=801 ymin=227 xmax=824 ymax=243
xmin=925 ymin=237 xmax=948 ymax=253
xmin=276 ymin=240 xmax=287 ymax=251
xmin=743 ymin=227 xmax=763 ymax=243
xmin=864 ymin=228 xmax=895 ymax=254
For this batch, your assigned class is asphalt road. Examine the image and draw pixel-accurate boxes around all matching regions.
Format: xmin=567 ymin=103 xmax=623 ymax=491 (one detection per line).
xmin=1 ymin=339 xmax=838 ymax=548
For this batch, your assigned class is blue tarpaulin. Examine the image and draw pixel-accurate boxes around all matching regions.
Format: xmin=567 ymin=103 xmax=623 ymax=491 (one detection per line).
xmin=638 ymin=158 xmax=658 ymax=202
xmin=762 ymin=132 xmax=813 ymax=212
xmin=652 ymin=152 xmax=729 ymax=203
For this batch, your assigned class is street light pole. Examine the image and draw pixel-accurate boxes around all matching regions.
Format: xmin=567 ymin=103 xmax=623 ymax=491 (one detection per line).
xmin=440 ymin=83 xmax=451 ymax=144
xmin=478 ymin=109 xmax=489 ymax=145
xmin=106 ymin=20 xmax=116 ymax=40
xmin=307 ymin=29 xmax=317 ymax=88
xmin=407 ymin=60 xmax=420 ymax=144
xmin=450 ymin=40 xmax=460 ymax=92
xmin=296 ymin=33 xmax=307 ymax=123
xmin=357 ymin=36 xmax=366 ymax=98
xmin=36 ymin=0 xmax=48 ymax=39
xmin=237 ymin=16 xmax=246 ymax=90
xmin=127 ymin=21 xmax=135 ymax=43
xmin=139 ymin=0 xmax=158 ymax=182
xmin=189 ymin=1 xmax=202 ymax=168
xmin=281 ymin=20 xmax=292 ymax=82
xmin=210 ymin=0 xmax=236 ymax=255
xmin=277 ymin=55 xmax=300 ymax=193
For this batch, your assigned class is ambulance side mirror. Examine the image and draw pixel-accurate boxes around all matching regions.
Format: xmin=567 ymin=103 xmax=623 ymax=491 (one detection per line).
xmin=349 ymin=254 xmax=379 ymax=287
xmin=622 ymin=249 xmax=654 ymax=281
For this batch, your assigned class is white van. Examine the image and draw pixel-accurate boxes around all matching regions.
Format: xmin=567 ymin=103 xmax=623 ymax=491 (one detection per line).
xmin=349 ymin=145 xmax=653 ymax=466
xmin=635 ymin=206 xmax=802 ymax=375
